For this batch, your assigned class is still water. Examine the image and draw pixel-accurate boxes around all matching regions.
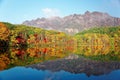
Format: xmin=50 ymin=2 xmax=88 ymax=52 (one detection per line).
xmin=0 ymin=67 xmax=120 ymax=80
xmin=0 ymin=43 xmax=120 ymax=80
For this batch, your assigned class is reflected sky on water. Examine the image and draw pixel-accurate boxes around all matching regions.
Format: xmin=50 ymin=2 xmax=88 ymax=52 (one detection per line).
xmin=0 ymin=67 xmax=120 ymax=80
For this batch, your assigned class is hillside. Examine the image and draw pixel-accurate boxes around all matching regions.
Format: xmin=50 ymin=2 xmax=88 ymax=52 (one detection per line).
xmin=74 ymin=26 xmax=120 ymax=60
xmin=0 ymin=22 xmax=77 ymax=70
xmin=23 ymin=11 xmax=120 ymax=34
xmin=0 ymin=22 xmax=75 ymax=48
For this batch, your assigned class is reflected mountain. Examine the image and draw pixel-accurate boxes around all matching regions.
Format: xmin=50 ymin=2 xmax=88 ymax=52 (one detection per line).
xmin=1 ymin=67 xmax=120 ymax=80
xmin=1 ymin=39 xmax=120 ymax=74
xmin=0 ymin=33 xmax=120 ymax=76
xmin=27 ymin=55 xmax=120 ymax=76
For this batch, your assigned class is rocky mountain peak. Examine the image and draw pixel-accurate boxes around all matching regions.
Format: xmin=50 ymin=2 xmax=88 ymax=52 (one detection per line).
xmin=23 ymin=11 xmax=120 ymax=34
xmin=85 ymin=11 xmax=90 ymax=15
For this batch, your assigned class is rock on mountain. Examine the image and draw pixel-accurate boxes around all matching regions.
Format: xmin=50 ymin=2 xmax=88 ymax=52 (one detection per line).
xmin=23 ymin=11 xmax=120 ymax=34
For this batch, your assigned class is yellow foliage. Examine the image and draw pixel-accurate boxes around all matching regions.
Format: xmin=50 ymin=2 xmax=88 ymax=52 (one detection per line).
xmin=0 ymin=22 xmax=10 ymax=40
xmin=0 ymin=54 xmax=10 ymax=70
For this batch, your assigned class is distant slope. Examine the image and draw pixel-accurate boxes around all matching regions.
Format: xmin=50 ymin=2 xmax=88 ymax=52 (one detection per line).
xmin=23 ymin=11 xmax=120 ymax=34
xmin=75 ymin=26 xmax=120 ymax=37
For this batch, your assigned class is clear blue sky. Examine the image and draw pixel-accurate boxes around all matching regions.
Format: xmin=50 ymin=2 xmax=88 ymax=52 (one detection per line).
xmin=0 ymin=0 xmax=120 ymax=24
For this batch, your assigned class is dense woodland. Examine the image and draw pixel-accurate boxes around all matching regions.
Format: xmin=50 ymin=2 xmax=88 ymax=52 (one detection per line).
xmin=0 ymin=22 xmax=76 ymax=70
xmin=75 ymin=26 xmax=120 ymax=61
xmin=0 ymin=22 xmax=120 ymax=70
xmin=0 ymin=22 xmax=76 ymax=47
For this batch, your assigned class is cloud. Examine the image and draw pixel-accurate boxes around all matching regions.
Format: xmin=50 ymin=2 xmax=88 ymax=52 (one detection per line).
xmin=42 ymin=8 xmax=60 ymax=17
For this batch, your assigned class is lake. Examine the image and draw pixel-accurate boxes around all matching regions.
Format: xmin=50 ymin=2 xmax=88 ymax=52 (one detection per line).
xmin=0 ymin=43 xmax=120 ymax=80
xmin=0 ymin=67 xmax=120 ymax=80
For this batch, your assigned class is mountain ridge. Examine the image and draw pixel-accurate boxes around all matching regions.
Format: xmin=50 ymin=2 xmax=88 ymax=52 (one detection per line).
xmin=23 ymin=11 xmax=120 ymax=34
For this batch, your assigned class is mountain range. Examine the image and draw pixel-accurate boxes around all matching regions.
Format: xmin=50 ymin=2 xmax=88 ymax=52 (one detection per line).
xmin=23 ymin=11 xmax=120 ymax=34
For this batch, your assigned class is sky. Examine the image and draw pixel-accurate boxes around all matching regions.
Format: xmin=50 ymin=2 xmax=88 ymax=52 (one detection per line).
xmin=0 ymin=0 xmax=120 ymax=24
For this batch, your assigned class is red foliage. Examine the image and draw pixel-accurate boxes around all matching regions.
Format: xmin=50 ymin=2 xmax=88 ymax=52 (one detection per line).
xmin=44 ymin=38 xmax=47 ymax=43
xmin=16 ymin=37 xmax=23 ymax=43
xmin=16 ymin=49 xmax=25 ymax=56
xmin=43 ymin=48 xmax=48 ymax=54
xmin=34 ymin=34 xmax=38 ymax=37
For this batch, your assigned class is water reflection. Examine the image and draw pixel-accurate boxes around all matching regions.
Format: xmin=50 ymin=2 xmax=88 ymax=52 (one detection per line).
xmin=0 ymin=45 xmax=76 ymax=70
xmin=0 ymin=67 xmax=120 ymax=80
xmin=76 ymin=36 xmax=120 ymax=61
xmin=27 ymin=56 xmax=120 ymax=76
xmin=0 ymin=36 xmax=120 ymax=71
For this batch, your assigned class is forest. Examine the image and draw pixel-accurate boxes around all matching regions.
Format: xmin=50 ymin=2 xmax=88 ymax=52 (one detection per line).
xmin=75 ymin=26 xmax=120 ymax=61
xmin=0 ymin=22 xmax=76 ymax=48
xmin=0 ymin=22 xmax=76 ymax=70
xmin=0 ymin=22 xmax=120 ymax=70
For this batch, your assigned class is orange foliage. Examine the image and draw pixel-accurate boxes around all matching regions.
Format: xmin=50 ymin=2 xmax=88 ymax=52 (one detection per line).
xmin=0 ymin=54 xmax=10 ymax=70
xmin=0 ymin=22 xmax=10 ymax=40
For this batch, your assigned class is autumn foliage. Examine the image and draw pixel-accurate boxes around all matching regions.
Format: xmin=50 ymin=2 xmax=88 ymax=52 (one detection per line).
xmin=0 ymin=22 xmax=120 ymax=70
xmin=0 ymin=22 xmax=10 ymax=40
